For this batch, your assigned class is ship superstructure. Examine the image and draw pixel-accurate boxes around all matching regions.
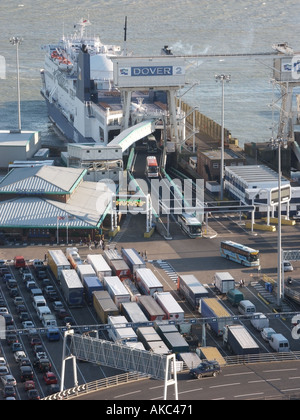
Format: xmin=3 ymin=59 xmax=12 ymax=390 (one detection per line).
xmin=40 ymin=18 xmax=184 ymax=147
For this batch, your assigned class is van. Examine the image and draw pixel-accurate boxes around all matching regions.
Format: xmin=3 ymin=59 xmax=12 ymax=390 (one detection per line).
xmin=33 ymin=296 xmax=47 ymax=312
xmin=15 ymin=256 xmax=26 ymax=269
xmin=250 ymin=313 xmax=269 ymax=331
xmin=269 ymin=333 xmax=290 ymax=352
xmin=238 ymin=300 xmax=256 ymax=316
xmin=227 ymin=289 xmax=244 ymax=307
xmin=30 ymin=288 xmax=43 ymax=299
xmin=36 ymin=306 xmax=51 ymax=321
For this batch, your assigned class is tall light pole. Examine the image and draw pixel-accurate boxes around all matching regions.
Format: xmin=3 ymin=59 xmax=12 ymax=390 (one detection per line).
xmin=215 ymin=74 xmax=231 ymax=200
xmin=10 ymin=36 xmax=23 ymax=132
xmin=270 ymin=136 xmax=288 ymax=307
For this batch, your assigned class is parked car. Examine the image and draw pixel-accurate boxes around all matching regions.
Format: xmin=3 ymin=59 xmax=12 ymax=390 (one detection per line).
xmin=1 ymin=374 xmax=17 ymax=387
xmin=0 ymin=366 xmax=9 ymax=377
xmin=20 ymin=366 xmax=34 ymax=382
xmin=283 ymin=260 xmax=294 ymax=272
xmin=2 ymin=385 xmax=16 ymax=399
xmin=190 ymin=361 xmax=221 ymax=379
xmin=11 ymin=342 xmax=23 ymax=353
xmin=27 ymin=389 xmax=40 ymax=400
xmin=261 ymin=327 xmax=277 ymax=342
xmin=43 ymin=372 xmax=58 ymax=385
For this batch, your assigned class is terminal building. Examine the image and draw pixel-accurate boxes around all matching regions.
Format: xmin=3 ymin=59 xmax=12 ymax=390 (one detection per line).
xmin=0 ymin=130 xmax=41 ymax=168
xmin=224 ymin=165 xmax=293 ymax=220
xmin=0 ymin=166 xmax=106 ymax=243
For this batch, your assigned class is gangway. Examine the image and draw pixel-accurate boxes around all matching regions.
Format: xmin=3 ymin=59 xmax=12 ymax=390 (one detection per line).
xmin=109 ymin=120 xmax=156 ymax=153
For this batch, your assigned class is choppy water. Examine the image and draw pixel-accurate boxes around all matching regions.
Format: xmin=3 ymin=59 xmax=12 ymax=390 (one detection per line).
xmin=1 ymin=0 xmax=300 ymax=147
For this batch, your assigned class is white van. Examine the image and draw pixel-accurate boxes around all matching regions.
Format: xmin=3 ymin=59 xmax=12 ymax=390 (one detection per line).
xmin=269 ymin=333 xmax=290 ymax=353
xmin=33 ymin=296 xmax=47 ymax=312
xmin=250 ymin=313 xmax=269 ymax=331
xmin=36 ymin=306 xmax=51 ymax=321
xmin=238 ymin=300 xmax=256 ymax=316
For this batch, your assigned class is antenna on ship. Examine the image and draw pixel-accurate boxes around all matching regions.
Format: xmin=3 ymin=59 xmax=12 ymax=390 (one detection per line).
xmin=123 ymin=16 xmax=128 ymax=56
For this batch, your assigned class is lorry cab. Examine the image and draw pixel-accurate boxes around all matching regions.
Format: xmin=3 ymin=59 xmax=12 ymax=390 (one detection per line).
xmin=269 ymin=333 xmax=290 ymax=353
xmin=15 ymin=256 xmax=26 ymax=269
xmin=238 ymin=300 xmax=256 ymax=316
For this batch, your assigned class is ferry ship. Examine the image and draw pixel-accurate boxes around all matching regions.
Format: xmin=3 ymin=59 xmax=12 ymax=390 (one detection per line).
xmin=40 ymin=18 xmax=185 ymax=146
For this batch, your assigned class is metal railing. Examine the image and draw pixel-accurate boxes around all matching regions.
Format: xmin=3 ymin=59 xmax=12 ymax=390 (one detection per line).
xmin=42 ymin=371 xmax=150 ymax=400
xmin=225 ymin=350 xmax=300 ymax=365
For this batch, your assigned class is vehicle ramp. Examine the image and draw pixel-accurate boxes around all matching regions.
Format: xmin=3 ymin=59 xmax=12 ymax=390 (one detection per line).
xmin=109 ymin=120 xmax=156 ymax=153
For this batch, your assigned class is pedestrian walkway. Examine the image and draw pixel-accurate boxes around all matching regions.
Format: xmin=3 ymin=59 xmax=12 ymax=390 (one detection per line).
xmin=156 ymin=260 xmax=179 ymax=284
xmin=251 ymin=281 xmax=293 ymax=312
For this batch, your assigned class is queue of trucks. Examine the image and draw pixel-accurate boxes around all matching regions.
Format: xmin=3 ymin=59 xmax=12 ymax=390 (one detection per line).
xmin=45 ymin=248 xmax=287 ymax=358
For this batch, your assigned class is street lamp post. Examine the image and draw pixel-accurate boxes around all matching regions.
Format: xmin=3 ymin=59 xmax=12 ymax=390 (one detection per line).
xmin=215 ymin=74 xmax=231 ymax=200
xmin=270 ymin=137 xmax=288 ymax=307
xmin=10 ymin=36 xmax=23 ymax=132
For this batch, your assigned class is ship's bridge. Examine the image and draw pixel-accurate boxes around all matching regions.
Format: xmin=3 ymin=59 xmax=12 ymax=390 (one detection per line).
xmin=109 ymin=120 xmax=156 ymax=153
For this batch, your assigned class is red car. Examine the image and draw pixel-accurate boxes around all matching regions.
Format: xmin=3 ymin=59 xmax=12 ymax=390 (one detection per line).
xmin=43 ymin=372 xmax=58 ymax=385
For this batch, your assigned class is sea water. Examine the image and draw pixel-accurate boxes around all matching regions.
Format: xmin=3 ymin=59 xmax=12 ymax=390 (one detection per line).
xmin=0 ymin=0 xmax=300 ymax=147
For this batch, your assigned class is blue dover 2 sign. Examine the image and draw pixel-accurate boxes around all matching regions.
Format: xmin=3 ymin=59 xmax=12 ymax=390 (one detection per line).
xmin=112 ymin=57 xmax=186 ymax=88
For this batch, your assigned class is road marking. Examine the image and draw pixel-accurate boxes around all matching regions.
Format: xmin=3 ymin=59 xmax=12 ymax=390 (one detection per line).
xmin=224 ymin=372 xmax=255 ymax=377
xmin=210 ymin=382 xmax=241 ymax=389
xmin=263 ymin=368 xmax=298 ymax=373
xmin=281 ymin=388 xmax=300 ymax=393
xmin=179 ymin=388 xmax=203 ymax=395
xmin=114 ymin=390 xmax=141 ymax=399
xmin=234 ymin=392 xmax=264 ymax=398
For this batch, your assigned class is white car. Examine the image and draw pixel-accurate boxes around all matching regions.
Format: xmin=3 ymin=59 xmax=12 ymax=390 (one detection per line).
xmin=1 ymin=375 xmax=16 ymax=387
xmin=0 ymin=366 xmax=9 ymax=376
xmin=0 ymin=357 xmax=7 ymax=367
xmin=283 ymin=261 xmax=294 ymax=272
xmin=261 ymin=327 xmax=276 ymax=342
xmin=14 ymin=351 xmax=27 ymax=363
xmin=22 ymin=321 xmax=35 ymax=330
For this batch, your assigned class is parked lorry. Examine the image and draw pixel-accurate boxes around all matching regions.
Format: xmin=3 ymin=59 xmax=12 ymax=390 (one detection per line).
xmin=121 ymin=301 xmax=148 ymax=325
xmin=136 ymin=326 xmax=170 ymax=355
xmin=47 ymin=250 xmax=70 ymax=281
xmin=107 ymin=315 xmax=138 ymax=344
xmin=177 ymin=275 xmax=209 ymax=310
xmin=199 ymin=298 xmax=233 ymax=337
xmin=104 ymin=276 xmax=131 ymax=308
xmin=76 ymin=264 xmax=96 ymax=283
xmin=223 ymin=325 xmax=260 ymax=355
xmin=122 ymin=279 xmax=141 ymax=302
xmin=214 ymin=272 xmax=235 ymax=294
xmin=138 ymin=296 xmax=166 ymax=321
xmin=121 ymin=248 xmax=146 ymax=275
xmin=66 ymin=247 xmax=82 ymax=271
xmin=61 ymin=269 xmax=84 ymax=307
xmin=136 ymin=268 xmax=164 ymax=296
xmin=87 ymin=254 xmax=112 ymax=280
xmin=83 ymin=276 xmax=104 ymax=305
xmin=93 ymin=291 xmax=119 ymax=324
xmin=154 ymin=292 xmax=184 ymax=322
xmin=110 ymin=260 xmax=131 ymax=281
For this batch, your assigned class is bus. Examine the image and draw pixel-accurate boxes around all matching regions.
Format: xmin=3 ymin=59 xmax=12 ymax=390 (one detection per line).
xmin=147 ymin=135 xmax=158 ymax=153
xmin=178 ymin=213 xmax=202 ymax=238
xmin=146 ymin=156 xmax=159 ymax=178
xmin=220 ymin=241 xmax=260 ymax=267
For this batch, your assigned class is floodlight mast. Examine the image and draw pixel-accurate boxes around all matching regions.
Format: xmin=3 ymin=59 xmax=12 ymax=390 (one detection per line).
xmin=10 ymin=36 xmax=23 ymax=132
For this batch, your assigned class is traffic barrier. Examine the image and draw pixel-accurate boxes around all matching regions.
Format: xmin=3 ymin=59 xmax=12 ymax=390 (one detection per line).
xmin=261 ymin=217 xmax=296 ymax=226
xmin=245 ymin=222 xmax=276 ymax=232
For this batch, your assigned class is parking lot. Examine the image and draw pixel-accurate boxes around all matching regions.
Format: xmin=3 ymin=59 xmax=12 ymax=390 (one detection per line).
xmin=0 ymin=254 xmax=124 ymax=400
xmin=0 ymin=214 xmax=300 ymax=400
